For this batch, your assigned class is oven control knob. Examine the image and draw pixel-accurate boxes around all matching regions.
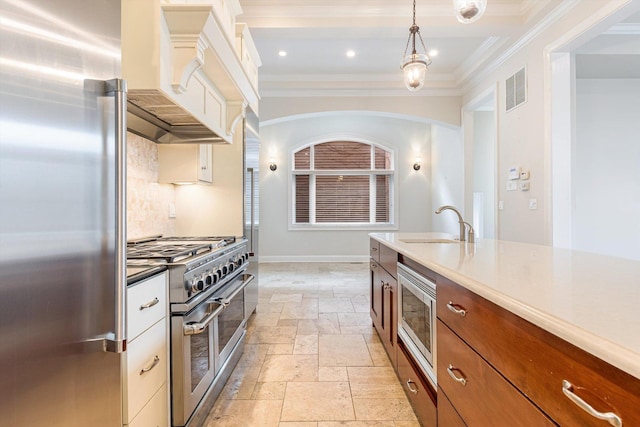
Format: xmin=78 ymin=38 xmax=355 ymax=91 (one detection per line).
xmin=212 ymin=271 xmax=219 ymax=284
xmin=229 ymin=262 xmax=236 ymax=272
xmin=191 ymin=277 xmax=205 ymax=292
xmin=222 ymin=264 xmax=229 ymax=275
xmin=204 ymin=273 xmax=213 ymax=286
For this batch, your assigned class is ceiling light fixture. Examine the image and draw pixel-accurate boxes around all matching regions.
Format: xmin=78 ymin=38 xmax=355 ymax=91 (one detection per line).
xmin=278 ymin=50 xmax=287 ymax=57
xmin=401 ymin=0 xmax=431 ymax=92
xmin=453 ymin=0 xmax=487 ymax=24
xmin=346 ymin=50 xmax=355 ymax=58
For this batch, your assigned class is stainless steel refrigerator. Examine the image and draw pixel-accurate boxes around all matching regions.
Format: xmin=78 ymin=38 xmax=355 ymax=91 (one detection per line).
xmin=0 ymin=1 xmax=125 ymax=426
xmin=243 ymin=108 xmax=260 ymax=319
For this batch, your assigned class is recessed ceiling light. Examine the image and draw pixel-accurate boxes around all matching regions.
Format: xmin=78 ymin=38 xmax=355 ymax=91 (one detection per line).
xmin=278 ymin=50 xmax=287 ymax=57
xmin=428 ymin=50 xmax=439 ymax=57
xmin=346 ymin=50 xmax=355 ymax=58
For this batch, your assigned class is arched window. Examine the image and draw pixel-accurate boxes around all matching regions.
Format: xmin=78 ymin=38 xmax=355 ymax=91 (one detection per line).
xmin=291 ymin=140 xmax=394 ymax=227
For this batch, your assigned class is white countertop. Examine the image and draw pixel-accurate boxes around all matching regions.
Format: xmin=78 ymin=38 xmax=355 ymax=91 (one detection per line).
xmin=370 ymin=232 xmax=640 ymax=381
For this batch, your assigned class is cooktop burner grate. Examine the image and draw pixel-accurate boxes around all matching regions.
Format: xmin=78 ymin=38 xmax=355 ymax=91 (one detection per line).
xmin=126 ymin=243 xmax=212 ymax=263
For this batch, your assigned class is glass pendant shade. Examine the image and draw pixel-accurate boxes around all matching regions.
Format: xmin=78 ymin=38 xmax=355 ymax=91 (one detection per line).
xmin=402 ymin=53 xmax=429 ymax=91
xmin=453 ymin=0 xmax=487 ymax=24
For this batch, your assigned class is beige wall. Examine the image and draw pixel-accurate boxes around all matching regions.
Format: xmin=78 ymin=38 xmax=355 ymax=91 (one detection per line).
xmin=126 ymin=132 xmax=176 ymax=239
xmin=259 ymin=95 xmax=462 ymax=127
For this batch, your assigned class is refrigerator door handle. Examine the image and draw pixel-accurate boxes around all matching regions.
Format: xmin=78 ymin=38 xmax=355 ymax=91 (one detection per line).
xmin=247 ymin=167 xmax=255 ymax=255
xmin=104 ymin=78 xmax=128 ymax=354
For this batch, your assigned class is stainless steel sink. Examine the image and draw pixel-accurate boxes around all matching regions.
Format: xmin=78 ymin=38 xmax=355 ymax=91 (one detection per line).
xmin=399 ymin=238 xmax=459 ymax=243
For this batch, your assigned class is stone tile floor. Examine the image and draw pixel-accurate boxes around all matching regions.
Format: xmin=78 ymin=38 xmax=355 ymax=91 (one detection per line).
xmin=204 ymin=263 xmax=419 ymax=427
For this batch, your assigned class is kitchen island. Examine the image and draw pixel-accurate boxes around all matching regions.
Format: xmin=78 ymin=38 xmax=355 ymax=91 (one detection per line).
xmin=370 ymin=232 xmax=640 ymax=426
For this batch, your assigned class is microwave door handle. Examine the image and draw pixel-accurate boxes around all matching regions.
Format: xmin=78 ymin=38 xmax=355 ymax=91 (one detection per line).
xmin=183 ymin=304 xmax=225 ymax=335
xmin=213 ymin=274 xmax=255 ymax=306
xmin=103 ymin=78 xmax=127 ymax=354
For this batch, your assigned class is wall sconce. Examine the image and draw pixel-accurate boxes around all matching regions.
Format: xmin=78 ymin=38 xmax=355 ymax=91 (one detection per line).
xmin=413 ymin=158 xmax=422 ymax=171
xmin=269 ymin=159 xmax=277 ymax=171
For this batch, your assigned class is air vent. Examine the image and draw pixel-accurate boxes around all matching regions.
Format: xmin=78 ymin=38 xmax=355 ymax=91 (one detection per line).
xmin=506 ymin=67 xmax=527 ymax=112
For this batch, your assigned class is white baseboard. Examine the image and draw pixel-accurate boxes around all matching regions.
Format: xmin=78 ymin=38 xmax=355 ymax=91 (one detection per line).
xmin=259 ymin=255 xmax=370 ymax=263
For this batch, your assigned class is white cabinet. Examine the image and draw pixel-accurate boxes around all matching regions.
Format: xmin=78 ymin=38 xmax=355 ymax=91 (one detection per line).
xmin=158 ymin=144 xmax=213 ymax=184
xmin=123 ymin=271 xmax=169 ymax=427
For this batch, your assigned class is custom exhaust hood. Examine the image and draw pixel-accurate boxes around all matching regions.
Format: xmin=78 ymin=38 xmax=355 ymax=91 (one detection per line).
xmin=122 ymin=1 xmax=260 ymax=144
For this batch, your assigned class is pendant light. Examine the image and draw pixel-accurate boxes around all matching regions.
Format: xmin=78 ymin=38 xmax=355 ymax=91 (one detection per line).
xmin=401 ymin=0 xmax=431 ymax=92
xmin=453 ymin=0 xmax=487 ymax=24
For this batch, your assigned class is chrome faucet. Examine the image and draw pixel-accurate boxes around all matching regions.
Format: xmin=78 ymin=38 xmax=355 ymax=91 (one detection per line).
xmin=435 ymin=205 xmax=475 ymax=243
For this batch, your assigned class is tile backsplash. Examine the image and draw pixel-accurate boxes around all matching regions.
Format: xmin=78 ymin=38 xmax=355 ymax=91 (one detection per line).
xmin=127 ymin=132 xmax=175 ymax=239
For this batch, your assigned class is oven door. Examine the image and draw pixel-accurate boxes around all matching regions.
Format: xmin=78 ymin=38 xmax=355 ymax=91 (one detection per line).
xmin=212 ymin=273 xmax=254 ymax=366
xmin=397 ymin=264 xmax=437 ymax=387
xmin=171 ymin=299 xmax=223 ymax=427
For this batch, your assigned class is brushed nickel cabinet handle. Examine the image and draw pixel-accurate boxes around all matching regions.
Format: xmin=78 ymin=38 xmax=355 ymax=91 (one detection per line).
xmin=406 ymin=380 xmax=418 ymax=394
xmin=447 ymin=301 xmax=467 ymax=317
xmin=447 ymin=364 xmax=467 ymax=386
xmin=139 ymin=297 xmax=159 ymax=310
xmin=562 ymin=380 xmax=622 ymax=427
xmin=371 ymin=247 xmax=378 ymax=252
xmin=140 ymin=355 xmax=160 ymax=375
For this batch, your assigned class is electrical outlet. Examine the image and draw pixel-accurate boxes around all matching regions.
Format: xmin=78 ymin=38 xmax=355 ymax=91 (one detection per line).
xmin=519 ymin=181 xmax=530 ymax=191
xmin=506 ymin=181 xmax=517 ymax=191
xmin=498 ymin=201 xmax=504 ymax=210
xmin=169 ymin=203 xmax=176 ymax=218
xmin=529 ymin=199 xmax=537 ymax=210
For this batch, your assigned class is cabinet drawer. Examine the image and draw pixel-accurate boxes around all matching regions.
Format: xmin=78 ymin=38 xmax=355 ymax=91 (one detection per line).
xmin=127 ymin=383 xmax=169 ymax=427
xmin=124 ymin=319 xmax=168 ymax=424
xmin=437 ymin=277 xmax=640 ymax=426
xmin=370 ymin=238 xmax=380 ymax=263
xmin=437 ymin=391 xmax=465 ymax=427
xmin=127 ymin=272 xmax=167 ymax=342
xmin=379 ymin=243 xmax=397 ymax=279
xmin=397 ymin=339 xmax=436 ymax=427
xmin=437 ymin=320 xmax=554 ymax=426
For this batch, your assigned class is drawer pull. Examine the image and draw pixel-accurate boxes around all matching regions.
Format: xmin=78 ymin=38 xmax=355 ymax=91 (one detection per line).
xmin=371 ymin=247 xmax=378 ymax=252
xmin=447 ymin=364 xmax=467 ymax=386
xmin=371 ymin=263 xmax=377 ymax=269
xmin=140 ymin=355 xmax=160 ymax=375
xmin=139 ymin=297 xmax=160 ymax=310
xmin=406 ymin=380 xmax=418 ymax=394
xmin=447 ymin=301 xmax=467 ymax=317
xmin=562 ymin=380 xmax=622 ymax=427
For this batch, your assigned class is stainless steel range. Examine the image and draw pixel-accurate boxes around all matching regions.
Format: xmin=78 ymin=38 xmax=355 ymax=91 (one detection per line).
xmin=127 ymin=236 xmax=254 ymax=427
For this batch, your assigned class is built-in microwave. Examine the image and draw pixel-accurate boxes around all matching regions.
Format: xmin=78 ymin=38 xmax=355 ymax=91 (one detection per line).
xmin=397 ymin=263 xmax=437 ymax=388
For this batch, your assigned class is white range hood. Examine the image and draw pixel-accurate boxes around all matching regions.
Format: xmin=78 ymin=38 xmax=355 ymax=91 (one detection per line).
xmin=122 ymin=0 xmax=261 ymax=144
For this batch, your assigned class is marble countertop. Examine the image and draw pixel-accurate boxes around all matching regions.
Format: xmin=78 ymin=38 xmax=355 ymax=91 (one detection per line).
xmin=370 ymin=232 xmax=640 ymax=380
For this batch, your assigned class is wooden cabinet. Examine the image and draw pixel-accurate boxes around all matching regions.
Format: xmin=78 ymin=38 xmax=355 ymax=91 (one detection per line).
xmin=158 ymin=143 xmax=213 ymax=184
xmin=437 ymin=275 xmax=640 ymax=426
xmin=123 ymin=272 xmax=169 ymax=427
xmin=369 ymin=238 xmax=397 ymax=367
xmin=438 ymin=319 xmax=554 ymax=426
xmin=397 ymin=339 xmax=437 ymax=427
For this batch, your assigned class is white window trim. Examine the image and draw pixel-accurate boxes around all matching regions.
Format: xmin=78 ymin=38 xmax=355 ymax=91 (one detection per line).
xmin=287 ymin=138 xmax=398 ymax=231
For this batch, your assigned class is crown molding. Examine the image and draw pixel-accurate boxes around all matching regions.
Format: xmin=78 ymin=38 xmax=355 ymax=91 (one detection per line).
xmin=258 ymin=86 xmax=462 ymax=98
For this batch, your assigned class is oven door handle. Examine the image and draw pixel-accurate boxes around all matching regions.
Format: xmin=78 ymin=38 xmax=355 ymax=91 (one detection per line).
xmin=211 ymin=274 xmax=254 ymax=307
xmin=183 ymin=304 xmax=225 ymax=336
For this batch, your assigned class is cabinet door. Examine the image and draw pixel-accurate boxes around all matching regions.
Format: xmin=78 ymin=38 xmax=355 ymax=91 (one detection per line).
xmin=381 ymin=270 xmax=397 ymax=367
xmin=370 ymin=260 xmax=383 ymax=333
xmin=198 ymin=144 xmax=213 ymax=183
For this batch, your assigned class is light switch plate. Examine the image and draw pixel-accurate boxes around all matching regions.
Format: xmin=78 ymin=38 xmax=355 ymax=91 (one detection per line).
xmin=507 ymin=181 xmax=518 ymax=191
xmin=498 ymin=201 xmax=504 ymax=210
xmin=519 ymin=181 xmax=530 ymax=191
xmin=169 ymin=203 xmax=176 ymax=218
xmin=508 ymin=166 xmax=521 ymax=180
xmin=529 ymin=199 xmax=537 ymax=210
